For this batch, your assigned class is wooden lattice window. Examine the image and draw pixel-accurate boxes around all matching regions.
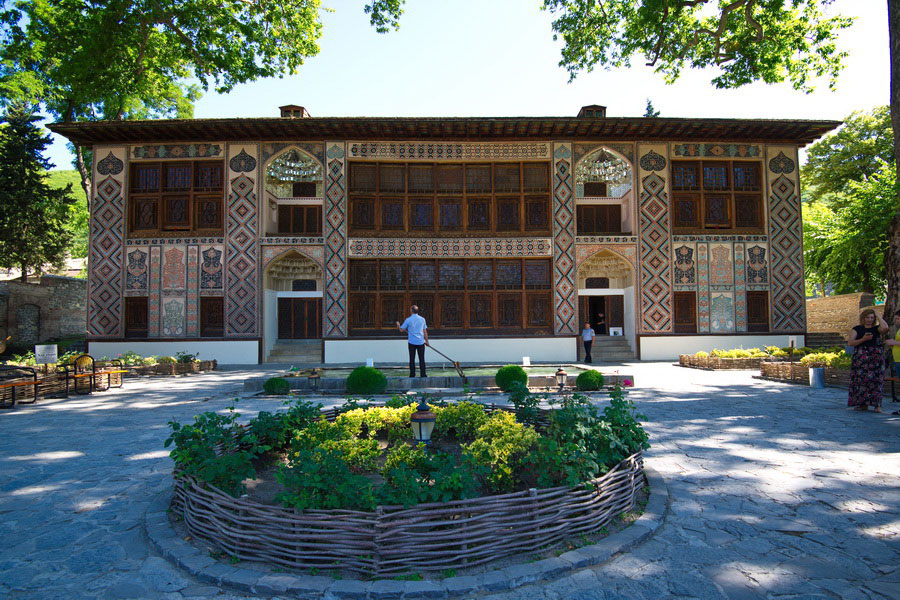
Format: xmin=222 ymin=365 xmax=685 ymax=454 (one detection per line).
xmin=349 ymin=261 xmax=378 ymax=291
xmin=132 ymin=197 xmax=158 ymax=230
xmin=439 ymin=199 xmax=463 ymax=229
xmin=195 ymin=164 xmax=223 ymax=190
xmin=128 ymin=161 xmax=223 ymax=236
xmin=380 ymin=294 xmax=405 ymax=327
xmin=277 ymin=205 xmax=322 ymax=235
xmin=702 ymin=163 xmax=729 ymax=190
xmin=497 ymin=294 xmax=521 ymax=327
xmin=132 ymin=165 xmax=161 ymax=193
xmin=409 ymin=200 xmax=433 ymax=230
xmin=672 ymin=159 xmax=763 ymax=232
xmin=349 ymin=295 xmax=376 ymax=328
xmin=351 ymin=198 xmax=375 ymax=229
xmin=734 ymin=195 xmax=761 ymax=228
xmin=409 ymin=261 xmax=436 ymax=289
xmin=524 ymin=261 xmax=551 ymax=289
xmin=673 ymin=194 xmax=700 ymax=229
xmin=438 ymin=261 xmax=465 ymax=289
xmin=467 ymin=199 xmax=490 ymax=230
xmin=673 ymin=292 xmax=697 ymax=334
xmin=466 ymin=165 xmax=492 ymax=193
xmin=379 ymin=165 xmax=406 ymax=193
xmin=523 ymin=164 xmax=549 ymax=192
xmin=496 ymin=260 xmax=522 ymax=289
xmin=409 ymin=294 xmax=434 ymax=324
xmin=467 ymin=260 xmax=493 ymax=289
xmin=671 ymin=163 xmax=700 ymax=191
xmin=292 ymin=279 xmax=316 ymax=291
xmin=494 ymin=164 xmax=520 ymax=193
xmin=162 ymin=195 xmax=191 ymax=230
xmin=526 ymin=294 xmax=551 ymax=327
xmin=437 ymin=165 xmax=463 ymax=193
xmin=196 ymin=196 xmax=223 ymax=230
xmin=704 ymin=195 xmax=730 ymax=227
xmin=496 ymin=198 xmax=519 ymax=231
xmin=439 ymin=294 xmax=464 ymax=328
xmin=733 ymin=164 xmax=760 ymax=191
xmin=408 ymin=165 xmax=434 ymax=193
xmin=350 ymin=164 xmax=376 ymax=193
xmin=582 ymin=182 xmax=608 ymax=197
xmin=585 ymin=277 xmax=609 ymax=289
xmin=200 ymin=297 xmax=224 ymax=337
xmin=380 ymin=261 xmax=406 ymax=290
xmin=124 ymin=297 xmax=148 ymax=338
xmin=525 ymin=197 xmax=549 ymax=231
xmin=469 ymin=294 xmax=493 ymax=327
xmin=381 ymin=199 xmax=404 ymax=230
xmin=577 ymin=205 xmax=622 ymax=235
xmin=747 ymin=291 xmax=769 ymax=332
xmin=164 ymin=164 xmax=192 ymax=191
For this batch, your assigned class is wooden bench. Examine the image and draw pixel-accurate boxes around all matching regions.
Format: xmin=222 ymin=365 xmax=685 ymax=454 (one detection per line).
xmin=0 ymin=366 xmax=41 ymax=408
xmin=57 ymin=355 xmax=126 ymax=397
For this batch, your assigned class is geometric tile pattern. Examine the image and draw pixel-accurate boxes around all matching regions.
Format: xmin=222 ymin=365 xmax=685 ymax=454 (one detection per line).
xmin=324 ymin=142 xmax=348 ymax=338
xmin=126 ymin=249 xmax=148 ymax=291
xmin=746 ymin=244 xmax=769 ymax=287
xmin=225 ymin=144 xmax=259 ymax=337
xmin=552 ymin=143 xmax=577 ymax=335
xmin=734 ymin=242 xmax=747 ymax=331
xmin=149 ymin=246 xmax=161 ymax=337
xmin=88 ymin=172 xmax=125 ymax=337
xmin=768 ymin=166 xmax=805 ymax=332
xmin=673 ymin=243 xmax=696 ymax=287
xmin=186 ymin=245 xmax=199 ymax=336
xmin=132 ymin=144 xmax=222 ymax=159
xmin=162 ymin=247 xmax=186 ymax=290
xmin=576 ymin=235 xmax=638 ymax=244
xmin=262 ymin=246 xmax=325 ymax=270
xmin=260 ymin=236 xmax=324 ymax=245
xmin=637 ymin=145 xmax=672 ymax=333
xmin=575 ymin=243 xmax=637 ymax=270
xmin=697 ymin=242 xmax=710 ymax=332
xmin=709 ymin=243 xmax=734 ymax=287
xmin=574 ymin=142 xmax=634 ymax=165
xmin=672 ymin=143 xmax=761 ymax=158
xmin=162 ymin=297 xmax=186 ymax=336
xmin=200 ymin=247 xmax=224 ymax=289
xmin=126 ymin=237 xmax=225 ymax=246
xmin=348 ymin=238 xmax=553 ymax=258
xmin=347 ymin=142 xmax=551 ymax=161
xmin=710 ymin=292 xmax=735 ymax=333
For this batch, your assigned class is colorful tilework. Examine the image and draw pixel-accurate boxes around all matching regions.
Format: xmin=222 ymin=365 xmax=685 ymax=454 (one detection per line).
xmin=348 ymin=238 xmax=553 ymax=258
xmin=225 ymin=160 xmax=259 ymax=336
xmin=126 ymin=249 xmax=148 ymax=291
xmin=148 ymin=246 xmax=161 ymax=337
xmin=186 ymin=245 xmax=199 ymax=336
xmin=697 ymin=242 xmax=710 ymax=332
xmin=733 ymin=243 xmax=747 ymax=331
xmin=637 ymin=151 xmax=672 ymax=333
xmin=347 ymin=142 xmax=551 ymax=161
xmin=88 ymin=174 xmax=125 ymax=337
xmin=324 ymin=142 xmax=348 ymax=338
xmin=552 ymin=143 xmax=577 ymax=335
xmin=575 ymin=244 xmax=637 ymax=270
xmin=672 ymin=144 xmax=761 ymax=158
xmin=261 ymin=246 xmax=325 ymax=270
xmin=709 ymin=243 xmax=734 ymax=286
xmin=768 ymin=172 xmax=805 ymax=331
xmin=200 ymin=247 xmax=224 ymax=289
xmin=710 ymin=293 xmax=735 ymax=333
xmin=132 ymin=144 xmax=222 ymax=159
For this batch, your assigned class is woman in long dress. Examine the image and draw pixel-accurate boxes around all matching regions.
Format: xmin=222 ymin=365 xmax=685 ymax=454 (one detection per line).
xmin=847 ymin=309 xmax=889 ymax=412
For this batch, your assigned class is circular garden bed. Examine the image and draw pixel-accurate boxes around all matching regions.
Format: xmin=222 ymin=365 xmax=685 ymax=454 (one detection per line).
xmin=165 ymin=388 xmax=649 ymax=578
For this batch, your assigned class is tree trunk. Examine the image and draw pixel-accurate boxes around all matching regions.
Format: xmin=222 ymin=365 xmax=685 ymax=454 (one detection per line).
xmin=75 ymin=144 xmax=91 ymax=210
xmin=19 ymin=264 xmax=27 ymax=283
xmin=886 ymin=0 xmax=900 ymax=319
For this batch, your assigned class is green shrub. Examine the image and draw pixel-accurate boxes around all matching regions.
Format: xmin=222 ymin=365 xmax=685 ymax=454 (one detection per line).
xmin=434 ymin=401 xmax=488 ymax=440
xmin=507 ymin=381 xmax=545 ymax=426
xmin=175 ymin=351 xmax=199 ymax=363
xmin=263 ymin=377 xmax=291 ymax=395
xmin=250 ymin=411 xmax=288 ymax=449
xmin=575 ymin=370 xmax=605 ymax=391
xmin=495 ymin=364 xmax=527 ymax=392
xmin=277 ymin=447 xmax=377 ymax=511
xmin=463 ymin=411 xmax=538 ymax=493
xmin=281 ymin=398 xmax=323 ymax=432
xmin=828 ymin=352 xmax=852 ymax=369
xmin=694 ymin=351 xmax=709 ymax=358
xmin=346 ymin=366 xmax=388 ymax=395
xmin=157 ymin=356 xmax=177 ymax=364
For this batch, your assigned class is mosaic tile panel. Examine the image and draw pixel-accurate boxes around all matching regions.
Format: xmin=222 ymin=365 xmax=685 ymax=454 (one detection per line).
xmin=637 ymin=144 xmax=672 ymax=333
xmin=672 ymin=144 xmax=761 ymax=158
xmin=162 ymin=247 xmax=186 ymax=290
xmin=697 ymin=242 xmax=710 ymax=333
xmin=672 ymin=235 xmax=767 ymax=243
xmin=200 ymin=246 xmax=224 ymax=289
xmin=261 ymin=236 xmax=324 ymax=245
xmin=162 ymin=297 xmax=186 ymax=336
xmin=261 ymin=143 xmax=325 ymax=166
xmin=126 ymin=249 xmax=148 ymax=291
xmin=574 ymin=143 xmax=634 ymax=165
xmin=734 ymin=243 xmax=747 ymax=331
xmin=148 ymin=246 xmax=161 ymax=337
xmin=746 ymin=244 xmax=769 ymax=288
xmin=225 ymin=144 xmax=259 ymax=337
xmin=347 ymin=142 xmax=551 ymax=161
xmin=710 ymin=292 xmax=735 ymax=333
xmin=576 ymin=236 xmax=637 ymax=244
xmin=132 ymin=144 xmax=222 ymax=159
xmin=348 ymin=238 xmax=552 ymax=258
xmin=186 ymin=245 xmax=199 ymax=337
xmin=552 ymin=143 xmax=577 ymax=335
xmin=324 ymin=142 xmax=348 ymax=338
xmin=709 ymin=243 xmax=734 ymax=286
xmin=87 ymin=147 xmax=127 ymax=337
xmin=767 ymin=146 xmax=805 ymax=331
xmin=575 ymin=244 xmax=637 ymax=270
xmin=127 ymin=237 xmax=224 ymax=246
xmin=673 ymin=243 xmax=696 ymax=287
xmin=261 ymin=246 xmax=326 ymax=270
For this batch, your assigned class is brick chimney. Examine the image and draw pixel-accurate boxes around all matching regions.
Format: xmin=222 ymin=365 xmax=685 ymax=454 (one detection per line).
xmin=279 ymin=105 xmax=311 ymax=118
xmin=577 ymin=105 xmax=607 ymax=118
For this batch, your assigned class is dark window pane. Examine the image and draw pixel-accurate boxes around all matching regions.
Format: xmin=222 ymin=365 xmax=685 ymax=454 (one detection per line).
xmin=410 ymin=201 xmax=433 ymax=230
xmin=467 ymin=199 xmax=490 ymax=230
xmin=379 ymin=165 xmax=405 ymax=193
xmin=408 ymin=165 xmax=434 ymax=193
xmin=380 ymin=261 xmax=406 ymax=290
xmin=672 ymin=163 xmax=699 ymax=191
xmin=733 ymin=163 xmax=760 ymax=191
xmin=200 ymin=297 xmax=224 ymax=337
xmin=292 ymin=279 xmax=316 ymax=291
xmin=673 ymin=292 xmax=697 ymax=333
xmin=133 ymin=197 xmax=158 ymax=230
xmin=165 ymin=164 xmax=192 ymax=191
xmin=735 ymin=194 xmax=761 ymax=228
xmin=585 ymin=277 xmax=609 ymax=289
xmin=349 ymin=295 xmax=375 ymax=328
xmin=124 ymin=297 xmax=148 ymax=338
xmin=496 ymin=260 xmax=522 ymax=289
xmin=498 ymin=294 xmax=521 ymax=327
xmin=439 ymin=295 xmax=464 ymax=328
xmin=523 ymin=164 xmax=549 ymax=192
xmin=195 ymin=164 xmax=222 ymax=190
xmin=525 ymin=198 xmax=548 ymax=230
xmin=747 ymin=291 xmax=769 ymax=332
xmin=583 ymin=182 xmax=608 ymax=197
xmin=466 ymin=165 xmax=492 ymax=193
xmin=494 ymin=164 xmax=520 ymax=192
xmin=702 ymin=163 xmax=729 ymax=190
xmin=381 ymin=200 xmax=404 ymax=229
xmin=436 ymin=165 xmax=463 ymax=193
xmin=496 ymin=199 xmax=519 ymax=231
xmin=351 ymin=198 xmax=375 ymax=228
xmin=527 ymin=294 xmax=551 ymax=327
xmin=133 ymin=165 xmax=160 ymax=192
xmin=381 ymin=295 xmax=405 ymax=328
xmin=705 ymin=195 xmax=729 ymax=226
xmin=439 ymin=200 xmax=462 ymax=228
xmin=292 ymin=181 xmax=317 ymax=197
xmin=350 ymin=164 xmax=376 ymax=193
xmin=409 ymin=261 xmax=436 ymax=289
xmin=467 ymin=261 xmax=493 ymax=289
xmin=196 ymin=196 xmax=222 ymax=229
xmin=163 ymin=195 xmax=190 ymax=229
xmin=469 ymin=295 xmax=493 ymax=327
xmin=438 ymin=261 xmax=465 ymax=289
xmin=349 ymin=261 xmax=377 ymax=291
xmin=524 ymin=260 xmax=551 ymax=289
xmin=304 ymin=206 xmax=322 ymax=234
xmin=674 ymin=195 xmax=700 ymax=228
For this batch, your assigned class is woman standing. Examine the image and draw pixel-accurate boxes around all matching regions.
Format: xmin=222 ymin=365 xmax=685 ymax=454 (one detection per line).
xmin=847 ymin=309 xmax=889 ymax=412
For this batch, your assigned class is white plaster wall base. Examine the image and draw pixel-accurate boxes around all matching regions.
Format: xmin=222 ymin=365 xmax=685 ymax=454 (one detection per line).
xmin=87 ymin=341 xmax=259 ymax=364
xmin=640 ymin=335 xmax=805 ymax=361
xmin=324 ymin=338 xmax=576 ymax=365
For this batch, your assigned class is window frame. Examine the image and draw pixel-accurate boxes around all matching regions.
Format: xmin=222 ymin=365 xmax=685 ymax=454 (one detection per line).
xmin=671 ymin=159 xmax=764 ymax=233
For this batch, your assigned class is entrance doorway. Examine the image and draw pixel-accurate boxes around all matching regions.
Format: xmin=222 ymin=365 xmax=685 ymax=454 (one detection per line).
xmin=277 ymin=298 xmax=321 ymax=339
xmin=579 ymin=296 xmax=624 ymax=335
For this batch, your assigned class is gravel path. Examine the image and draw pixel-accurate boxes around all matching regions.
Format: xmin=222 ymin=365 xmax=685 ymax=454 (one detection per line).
xmin=1 ymin=363 xmax=898 ymax=599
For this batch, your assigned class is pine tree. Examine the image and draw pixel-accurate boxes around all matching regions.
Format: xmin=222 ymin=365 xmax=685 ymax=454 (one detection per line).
xmin=0 ymin=104 xmax=75 ymax=282
xmin=643 ymin=99 xmax=660 ymax=118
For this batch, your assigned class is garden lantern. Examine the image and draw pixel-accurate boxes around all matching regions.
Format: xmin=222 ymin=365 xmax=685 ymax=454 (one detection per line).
xmin=410 ymin=400 xmax=436 ymax=445
xmin=555 ymin=367 xmax=568 ymax=392
xmin=307 ymin=371 xmax=319 ymax=392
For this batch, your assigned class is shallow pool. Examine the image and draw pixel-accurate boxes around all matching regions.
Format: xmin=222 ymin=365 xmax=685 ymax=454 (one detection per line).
xmin=296 ymin=365 xmax=589 ymax=378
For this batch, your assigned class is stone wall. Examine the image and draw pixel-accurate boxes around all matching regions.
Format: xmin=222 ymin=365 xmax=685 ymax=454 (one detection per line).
xmin=0 ymin=275 xmax=87 ymax=349
xmin=805 ymin=292 xmax=876 ymax=339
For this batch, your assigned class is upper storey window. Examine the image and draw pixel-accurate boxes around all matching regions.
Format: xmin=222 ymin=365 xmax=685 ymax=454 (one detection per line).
xmin=129 ymin=161 xmax=223 ymax=235
xmin=346 ymin=161 xmax=551 ymax=236
xmin=265 ymin=149 xmax=323 ymax=199
xmin=671 ymin=160 xmax=763 ymax=232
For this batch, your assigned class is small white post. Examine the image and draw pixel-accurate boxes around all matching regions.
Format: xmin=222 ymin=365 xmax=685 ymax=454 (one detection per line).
xmin=522 ymin=357 xmax=531 ymax=367
xmin=366 ymin=358 xmax=374 ymax=367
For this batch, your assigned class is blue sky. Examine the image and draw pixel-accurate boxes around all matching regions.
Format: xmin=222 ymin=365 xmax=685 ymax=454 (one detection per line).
xmin=45 ymin=0 xmax=888 ymax=169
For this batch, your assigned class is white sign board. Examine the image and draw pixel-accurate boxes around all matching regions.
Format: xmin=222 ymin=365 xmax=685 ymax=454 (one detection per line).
xmin=609 ymin=327 xmax=624 ymax=336
xmin=35 ymin=344 xmax=58 ymax=364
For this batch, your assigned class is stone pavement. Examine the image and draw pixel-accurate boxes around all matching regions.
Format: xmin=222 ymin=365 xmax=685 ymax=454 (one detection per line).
xmin=1 ymin=363 xmax=898 ymax=599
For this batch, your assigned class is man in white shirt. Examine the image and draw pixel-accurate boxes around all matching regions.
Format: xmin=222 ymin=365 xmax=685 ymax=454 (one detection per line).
xmin=396 ymin=305 xmax=429 ymax=377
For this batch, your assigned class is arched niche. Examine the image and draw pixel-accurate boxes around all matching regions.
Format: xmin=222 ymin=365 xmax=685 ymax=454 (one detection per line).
xmin=577 ymin=249 xmax=634 ymax=289
xmin=264 ymin=251 xmax=322 ymax=292
xmin=264 ymin=147 xmax=323 ymax=200
xmin=575 ymin=147 xmax=633 ymax=199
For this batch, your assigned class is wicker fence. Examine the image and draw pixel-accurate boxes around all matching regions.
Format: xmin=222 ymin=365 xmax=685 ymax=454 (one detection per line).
xmin=170 ymin=451 xmax=643 ymax=577
xmin=759 ymin=362 xmax=853 ymax=387
xmin=679 ymin=355 xmax=778 ymax=370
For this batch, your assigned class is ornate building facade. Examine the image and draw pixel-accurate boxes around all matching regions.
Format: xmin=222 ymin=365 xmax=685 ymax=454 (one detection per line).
xmin=50 ymin=108 xmax=838 ymax=363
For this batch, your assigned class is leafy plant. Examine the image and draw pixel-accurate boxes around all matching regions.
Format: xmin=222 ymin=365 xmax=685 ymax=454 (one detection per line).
xmin=463 ymin=411 xmax=538 ymax=493
xmin=277 ymin=447 xmax=377 ymax=511
xmin=506 ymin=381 xmax=545 ymax=427
xmin=434 ymin=401 xmax=488 ymax=440
xmin=157 ymin=356 xmax=177 ymax=364
xmin=575 ymin=370 xmax=605 ymax=391
xmin=346 ymin=366 xmax=388 ymax=395
xmin=263 ymin=377 xmax=291 ymax=395
xmin=385 ymin=393 xmax=415 ymax=408
xmin=281 ymin=398 xmax=324 ymax=433
xmin=250 ymin=411 xmax=288 ymax=449
xmin=495 ymin=364 xmax=528 ymax=392
xmin=175 ymin=351 xmax=199 ymax=364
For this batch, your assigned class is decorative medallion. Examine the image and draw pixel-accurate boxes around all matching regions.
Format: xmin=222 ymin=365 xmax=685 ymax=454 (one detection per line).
xmin=639 ymin=150 xmax=667 ymax=172
xmin=96 ymin=152 xmax=124 ymax=176
xmin=768 ymin=151 xmax=795 ymax=174
xmin=230 ymin=149 xmax=257 ymax=173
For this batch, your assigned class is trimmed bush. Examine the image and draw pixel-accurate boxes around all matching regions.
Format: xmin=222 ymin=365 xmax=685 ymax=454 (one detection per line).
xmin=495 ymin=364 xmax=528 ymax=392
xmin=263 ymin=377 xmax=291 ymax=395
xmin=575 ymin=369 xmax=605 ymax=391
xmin=157 ymin=356 xmax=177 ymax=364
xmin=346 ymin=366 xmax=388 ymax=395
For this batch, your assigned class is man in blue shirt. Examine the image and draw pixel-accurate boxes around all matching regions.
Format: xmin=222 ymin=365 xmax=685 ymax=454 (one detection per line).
xmin=396 ymin=305 xmax=429 ymax=377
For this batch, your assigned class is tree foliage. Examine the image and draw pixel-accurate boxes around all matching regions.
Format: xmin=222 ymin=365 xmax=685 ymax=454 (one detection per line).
xmin=644 ymin=98 xmax=661 ymax=117
xmin=0 ymin=104 xmax=75 ymax=280
xmin=542 ymin=0 xmax=853 ymax=92
xmin=45 ymin=169 xmax=88 ymax=259
xmin=804 ymin=160 xmax=897 ymax=297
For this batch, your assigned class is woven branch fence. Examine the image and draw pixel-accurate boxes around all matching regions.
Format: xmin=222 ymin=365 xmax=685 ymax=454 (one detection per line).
xmin=678 ymin=355 xmax=779 ymax=370
xmin=759 ymin=362 xmax=852 ymax=387
xmin=170 ymin=451 xmax=643 ymax=576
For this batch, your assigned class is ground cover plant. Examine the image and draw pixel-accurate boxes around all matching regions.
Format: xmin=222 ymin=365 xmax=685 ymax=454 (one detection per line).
xmin=165 ymin=387 xmax=650 ymax=511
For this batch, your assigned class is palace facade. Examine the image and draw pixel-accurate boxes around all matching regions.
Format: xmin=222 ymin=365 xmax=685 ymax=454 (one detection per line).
xmin=50 ymin=106 xmax=838 ymax=364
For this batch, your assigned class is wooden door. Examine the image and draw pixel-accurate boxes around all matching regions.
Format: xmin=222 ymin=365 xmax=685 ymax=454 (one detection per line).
xmin=277 ymin=298 xmax=321 ymax=339
xmin=607 ymin=296 xmax=624 ymax=329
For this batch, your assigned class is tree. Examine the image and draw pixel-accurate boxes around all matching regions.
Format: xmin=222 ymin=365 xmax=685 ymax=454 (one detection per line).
xmin=0 ymin=1 xmax=390 ymax=206
xmin=0 ymin=104 xmax=75 ymax=282
xmin=541 ymin=0 xmax=900 ymax=320
xmin=46 ymin=169 xmax=89 ymax=259
xmin=644 ymin=99 xmax=661 ymax=118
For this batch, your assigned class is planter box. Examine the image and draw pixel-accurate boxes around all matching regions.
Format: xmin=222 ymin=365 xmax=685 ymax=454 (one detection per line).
xmin=759 ymin=362 xmax=852 ymax=387
xmin=679 ymin=355 xmax=776 ymax=370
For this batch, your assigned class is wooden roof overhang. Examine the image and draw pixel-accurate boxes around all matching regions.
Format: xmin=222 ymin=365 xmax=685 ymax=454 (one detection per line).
xmin=48 ymin=116 xmax=841 ymax=147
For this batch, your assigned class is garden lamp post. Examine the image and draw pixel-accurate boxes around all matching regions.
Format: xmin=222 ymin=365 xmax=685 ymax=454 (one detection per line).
xmin=410 ymin=400 xmax=436 ymax=445
xmin=555 ymin=367 xmax=568 ymax=392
